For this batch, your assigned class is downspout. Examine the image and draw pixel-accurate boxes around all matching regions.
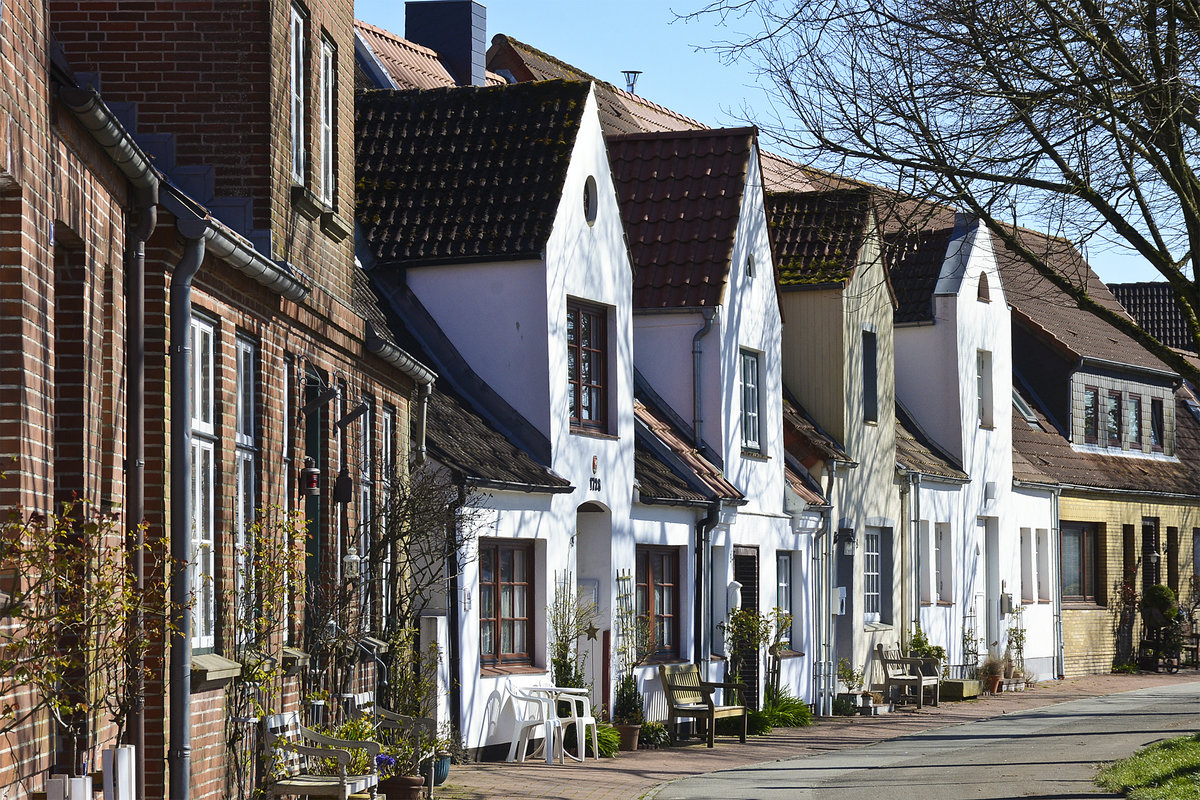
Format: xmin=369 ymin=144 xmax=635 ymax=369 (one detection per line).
xmin=447 ymin=482 xmax=467 ymax=739
xmin=818 ymin=463 xmax=840 ymax=716
xmin=692 ymin=309 xmax=716 ymax=452
xmin=58 ymin=84 xmax=160 ymax=800
xmin=695 ymin=501 xmax=721 ymax=678
xmin=911 ymin=473 xmax=922 ymax=647
xmin=168 ymin=233 xmax=206 ymax=800
xmin=1051 ymin=487 xmax=1064 ymax=679
xmin=364 ymin=322 xmax=435 ymax=463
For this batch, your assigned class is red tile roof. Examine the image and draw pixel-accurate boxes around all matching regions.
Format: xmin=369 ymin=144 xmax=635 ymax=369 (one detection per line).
xmin=895 ymin=401 xmax=968 ymax=480
xmin=607 ymin=128 xmax=756 ymax=309
xmin=355 ymin=20 xmax=505 ymax=89
xmin=634 ymin=398 xmax=744 ymax=502
xmin=767 ymin=189 xmax=874 ymax=287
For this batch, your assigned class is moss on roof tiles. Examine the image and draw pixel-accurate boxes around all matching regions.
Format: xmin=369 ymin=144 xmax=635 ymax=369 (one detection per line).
xmin=767 ymin=189 xmax=872 ymax=286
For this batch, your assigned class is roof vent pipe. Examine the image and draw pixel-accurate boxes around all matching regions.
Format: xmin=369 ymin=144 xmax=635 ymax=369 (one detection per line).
xmin=622 ymin=70 xmax=642 ymax=94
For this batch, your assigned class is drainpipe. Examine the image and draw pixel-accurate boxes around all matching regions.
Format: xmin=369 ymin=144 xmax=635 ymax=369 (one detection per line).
xmin=167 ymin=232 xmax=206 ymax=800
xmin=694 ymin=502 xmax=721 ymax=678
xmin=1051 ymin=487 xmax=1064 ymax=679
xmin=364 ymin=322 xmax=435 ymax=463
xmin=447 ymin=482 xmax=467 ymax=739
xmin=691 ymin=309 xmax=716 ymax=452
xmin=58 ymin=84 xmax=160 ymax=800
xmin=817 ymin=463 xmax=840 ymax=716
xmin=911 ymin=473 xmax=922 ymax=649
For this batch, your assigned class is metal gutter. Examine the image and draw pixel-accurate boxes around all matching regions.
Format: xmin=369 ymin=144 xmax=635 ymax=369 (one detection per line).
xmin=364 ymin=321 xmax=436 ymax=463
xmin=1080 ymin=355 xmax=1178 ymax=383
xmin=59 ymin=86 xmax=159 ymax=189
xmin=462 ymin=475 xmax=576 ymax=494
xmin=160 ymin=187 xmax=308 ymax=302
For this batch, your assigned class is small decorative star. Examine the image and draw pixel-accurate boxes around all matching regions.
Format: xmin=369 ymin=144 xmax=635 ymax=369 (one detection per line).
xmin=585 ymin=622 xmax=600 ymax=641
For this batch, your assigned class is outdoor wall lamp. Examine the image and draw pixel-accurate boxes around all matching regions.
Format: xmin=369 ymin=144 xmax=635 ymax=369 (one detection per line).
xmin=1150 ymin=549 xmax=1160 ymax=565
xmin=836 ymin=526 xmax=857 ymax=556
xmin=727 ymin=580 xmax=743 ymax=612
xmin=301 ymin=457 xmax=321 ymax=496
xmin=343 ymin=544 xmax=361 ymax=581
xmin=333 ymin=466 xmax=354 ymax=504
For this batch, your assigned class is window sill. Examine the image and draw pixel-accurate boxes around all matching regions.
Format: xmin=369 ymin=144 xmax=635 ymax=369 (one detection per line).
xmin=291 ymin=185 xmax=324 ymax=221
xmin=1062 ymin=601 xmax=1105 ymax=610
xmin=480 ymin=664 xmax=546 ymax=677
xmin=979 ymin=424 xmax=995 ymax=431
xmin=741 ymin=449 xmax=770 ymax=461
xmin=1037 ymin=597 xmax=1053 ymax=604
xmin=776 ymin=648 xmax=805 ymax=659
xmin=864 ymin=622 xmax=892 ymax=632
xmin=935 ymin=601 xmax=954 ymax=607
xmin=640 ymin=656 xmax=687 ymax=666
xmin=321 ymin=211 xmax=351 ymax=242
xmin=570 ymin=426 xmax=618 ymax=441
xmin=192 ymin=652 xmax=242 ymax=689
xmin=281 ymin=646 xmax=310 ymax=676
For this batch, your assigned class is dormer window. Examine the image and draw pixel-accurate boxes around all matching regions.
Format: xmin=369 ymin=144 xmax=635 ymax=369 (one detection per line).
xmin=1083 ymin=387 xmax=1099 ymax=444
xmin=1151 ymin=398 xmax=1165 ymax=451
xmin=1106 ymin=390 xmax=1122 ymax=446
xmin=1129 ymin=395 xmax=1143 ymax=445
xmin=977 ymin=272 xmax=991 ymax=302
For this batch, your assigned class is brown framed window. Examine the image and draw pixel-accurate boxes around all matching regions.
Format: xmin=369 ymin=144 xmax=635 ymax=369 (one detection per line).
xmin=635 ymin=545 xmax=679 ymax=659
xmin=479 ymin=539 xmax=533 ymax=666
xmin=1106 ymin=391 xmax=1122 ymax=446
xmin=1083 ymin=387 xmax=1099 ymax=443
xmin=567 ymin=301 xmax=607 ymax=430
xmin=1061 ymin=523 xmax=1099 ymax=603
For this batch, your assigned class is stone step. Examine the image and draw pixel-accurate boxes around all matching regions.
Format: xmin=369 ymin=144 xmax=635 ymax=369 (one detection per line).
xmin=942 ymin=678 xmax=983 ymax=700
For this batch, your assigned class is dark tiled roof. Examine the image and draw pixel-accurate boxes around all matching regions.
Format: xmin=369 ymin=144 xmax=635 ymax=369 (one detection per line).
xmin=782 ymin=390 xmax=851 ymax=467
xmin=1010 ymin=380 xmax=1200 ymax=496
xmin=607 ymin=129 xmax=755 ymax=309
xmin=366 ymin=276 xmax=571 ymax=492
xmin=996 ymin=228 xmax=1166 ymax=371
xmin=633 ymin=395 xmax=743 ymax=502
xmin=767 ymin=190 xmax=873 ymax=286
xmin=633 ymin=437 xmax=710 ymax=504
xmin=356 ymin=80 xmax=589 ymax=267
xmin=887 ymin=227 xmax=954 ymax=324
xmin=894 ymin=401 xmax=968 ymax=480
xmin=486 ymin=35 xmax=706 ymax=136
xmin=354 ymin=21 xmax=506 ymax=90
xmin=1111 ymin=282 xmax=1197 ymax=353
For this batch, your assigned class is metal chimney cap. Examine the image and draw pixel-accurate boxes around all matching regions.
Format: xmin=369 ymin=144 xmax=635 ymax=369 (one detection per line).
xmin=622 ymin=70 xmax=642 ymax=94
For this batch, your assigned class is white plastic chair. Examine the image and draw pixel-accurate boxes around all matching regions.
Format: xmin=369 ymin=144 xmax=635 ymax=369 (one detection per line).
xmin=557 ymin=690 xmax=599 ymax=762
xmin=505 ymin=688 xmax=563 ymax=764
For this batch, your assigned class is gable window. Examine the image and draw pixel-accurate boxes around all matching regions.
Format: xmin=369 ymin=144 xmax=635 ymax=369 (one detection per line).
xmin=977 ymin=272 xmax=991 ymax=302
xmin=1150 ymin=398 xmax=1164 ymax=451
xmin=741 ymin=349 xmax=761 ymax=452
xmin=1061 ymin=522 xmax=1099 ymax=603
xmin=479 ymin=539 xmax=533 ymax=666
xmin=234 ymin=337 xmax=258 ymax=648
xmin=636 ymin=545 xmax=679 ymax=659
xmin=191 ymin=317 xmax=216 ymax=650
xmin=567 ymin=301 xmax=607 ymax=431
xmin=290 ymin=4 xmax=307 ymax=185
xmin=977 ymin=350 xmax=993 ymax=428
xmin=1106 ymin=390 xmax=1122 ymax=446
xmin=318 ymin=36 xmax=336 ymax=207
xmin=862 ymin=330 xmax=878 ymax=424
xmin=1083 ymin=386 xmax=1099 ymax=444
xmin=776 ymin=553 xmax=792 ymax=648
xmin=747 ymin=253 xmax=756 ymax=278
xmin=1129 ymin=394 xmax=1142 ymax=446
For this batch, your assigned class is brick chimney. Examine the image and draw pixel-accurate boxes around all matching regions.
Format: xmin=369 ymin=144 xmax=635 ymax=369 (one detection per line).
xmin=405 ymin=1 xmax=487 ymax=87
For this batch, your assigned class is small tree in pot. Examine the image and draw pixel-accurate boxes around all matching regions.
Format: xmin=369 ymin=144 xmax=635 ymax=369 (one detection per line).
xmin=611 ymin=571 xmax=652 ymax=749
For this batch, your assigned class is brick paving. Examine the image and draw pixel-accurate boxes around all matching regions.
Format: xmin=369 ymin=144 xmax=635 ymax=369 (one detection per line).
xmin=436 ymin=670 xmax=1200 ymax=800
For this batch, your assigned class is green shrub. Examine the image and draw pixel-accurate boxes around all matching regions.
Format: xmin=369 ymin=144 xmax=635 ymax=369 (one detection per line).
xmin=716 ymin=708 xmax=772 ymax=736
xmin=591 ymin=724 xmax=620 ymax=758
xmin=832 ymin=696 xmax=857 ymax=716
xmin=639 ymin=720 xmax=671 ymax=748
xmin=762 ymin=686 xmax=813 ymax=727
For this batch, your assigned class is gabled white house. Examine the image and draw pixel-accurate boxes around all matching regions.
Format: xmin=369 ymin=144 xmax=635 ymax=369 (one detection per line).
xmin=607 ymin=129 xmax=792 ymax=708
xmin=890 ymin=217 xmax=1058 ymax=679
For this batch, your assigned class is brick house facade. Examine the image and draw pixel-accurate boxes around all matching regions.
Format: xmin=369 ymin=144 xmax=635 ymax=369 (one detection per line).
xmin=0 ymin=2 xmax=423 ymax=798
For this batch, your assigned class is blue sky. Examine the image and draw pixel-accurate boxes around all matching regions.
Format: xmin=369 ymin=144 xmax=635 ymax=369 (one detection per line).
xmin=353 ymin=1 xmax=1161 ymax=284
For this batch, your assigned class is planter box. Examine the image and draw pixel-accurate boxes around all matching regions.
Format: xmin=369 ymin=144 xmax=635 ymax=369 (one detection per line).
xmin=940 ymin=679 xmax=982 ymax=700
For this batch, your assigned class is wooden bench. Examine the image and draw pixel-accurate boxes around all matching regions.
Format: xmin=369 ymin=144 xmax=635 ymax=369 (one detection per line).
xmin=262 ymin=711 xmax=380 ymax=800
xmin=658 ymin=663 xmax=747 ymax=747
xmin=875 ymin=643 xmax=940 ymax=709
xmin=344 ymin=692 xmax=437 ymax=797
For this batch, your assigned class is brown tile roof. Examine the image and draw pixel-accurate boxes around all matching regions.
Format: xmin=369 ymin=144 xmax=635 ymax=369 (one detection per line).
xmin=1111 ymin=282 xmax=1197 ymax=353
xmin=996 ymin=228 xmax=1167 ymax=372
xmin=782 ymin=390 xmax=851 ymax=469
xmin=1010 ymin=381 xmax=1200 ymax=496
xmin=356 ymin=80 xmax=589 ymax=267
xmin=355 ymin=20 xmax=506 ymax=89
xmin=486 ymin=35 xmax=706 ymax=136
xmin=887 ymin=227 xmax=955 ymax=324
xmin=365 ymin=277 xmax=572 ymax=492
xmin=894 ymin=402 xmax=968 ymax=480
xmin=633 ymin=393 xmax=744 ymax=503
xmin=767 ymin=189 xmax=873 ymax=287
xmin=606 ymin=129 xmax=756 ymax=309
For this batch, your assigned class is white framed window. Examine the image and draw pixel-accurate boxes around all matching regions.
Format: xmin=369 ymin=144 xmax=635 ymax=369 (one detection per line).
xmin=290 ymin=4 xmax=307 ymax=185
xmin=977 ymin=350 xmax=994 ymax=428
xmin=190 ymin=317 xmax=216 ymax=650
xmin=380 ymin=405 xmax=396 ymax=621
xmin=935 ymin=523 xmax=953 ymax=604
xmin=740 ymin=349 xmax=761 ymax=451
xmin=864 ymin=528 xmax=881 ymax=622
xmin=319 ymin=36 xmax=336 ymax=206
xmin=776 ymin=553 xmax=792 ymax=648
xmin=358 ymin=396 xmax=374 ymax=619
xmin=234 ymin=337 xmax=257 ymax=648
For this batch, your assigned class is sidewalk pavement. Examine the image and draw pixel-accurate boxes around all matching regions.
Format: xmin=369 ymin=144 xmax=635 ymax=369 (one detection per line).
xmin=436 ymin=670 xmax=1200 ymax=800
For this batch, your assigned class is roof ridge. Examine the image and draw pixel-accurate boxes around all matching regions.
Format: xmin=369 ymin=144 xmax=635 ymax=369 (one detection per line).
xmin=354 ymin=19 xmax=444 ymax=60
xmin=607 ymin=126 xmax=756 ymax=142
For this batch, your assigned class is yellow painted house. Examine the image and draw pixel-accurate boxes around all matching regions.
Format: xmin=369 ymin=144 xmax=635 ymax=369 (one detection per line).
xmin=1001 ymin=229 xmax=1200 ymax=677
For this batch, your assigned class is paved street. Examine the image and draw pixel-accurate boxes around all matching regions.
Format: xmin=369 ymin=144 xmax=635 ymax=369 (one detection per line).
xmin=650 ymin=681 xmax=1200 ymax=800
xmin=438 ymin=672 xmax=1199 ymax=800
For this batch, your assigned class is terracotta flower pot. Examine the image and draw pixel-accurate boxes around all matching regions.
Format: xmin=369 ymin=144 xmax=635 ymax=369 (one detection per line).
xmin=378 ymin=774 xmax=425 ymax=800
xmin=614 ymin=723 xmax=641 ymax=751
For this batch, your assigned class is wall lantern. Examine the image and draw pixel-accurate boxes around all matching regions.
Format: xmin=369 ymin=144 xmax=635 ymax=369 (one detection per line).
xmin=333 ymin=466 xmax=354 ymax=505
xmin=836 ymin=526 xmax=857 ymax=556
xmin=342 ymin=545 xmax=361 ymax=581
xmin=727 ymin=580 xmax=743 ymax=612
xmin=1150 ymin=549 xmax=1160 ymax=565
xmin=301 ymin=457 xmax=320 ymax=496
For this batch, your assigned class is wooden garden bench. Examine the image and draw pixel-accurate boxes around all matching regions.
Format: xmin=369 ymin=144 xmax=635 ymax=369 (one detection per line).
xmin=875 ymin=643 xmax=940 ymax=708
xmin=657 ymin=663 xmax=747 ymax=747
xmin=261 ymin=711 xmax=380 ymax=800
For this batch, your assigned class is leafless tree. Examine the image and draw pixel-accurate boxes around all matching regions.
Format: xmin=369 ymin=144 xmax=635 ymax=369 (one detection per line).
xmin=688 ymin=0 xmax=1200 ymax=380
